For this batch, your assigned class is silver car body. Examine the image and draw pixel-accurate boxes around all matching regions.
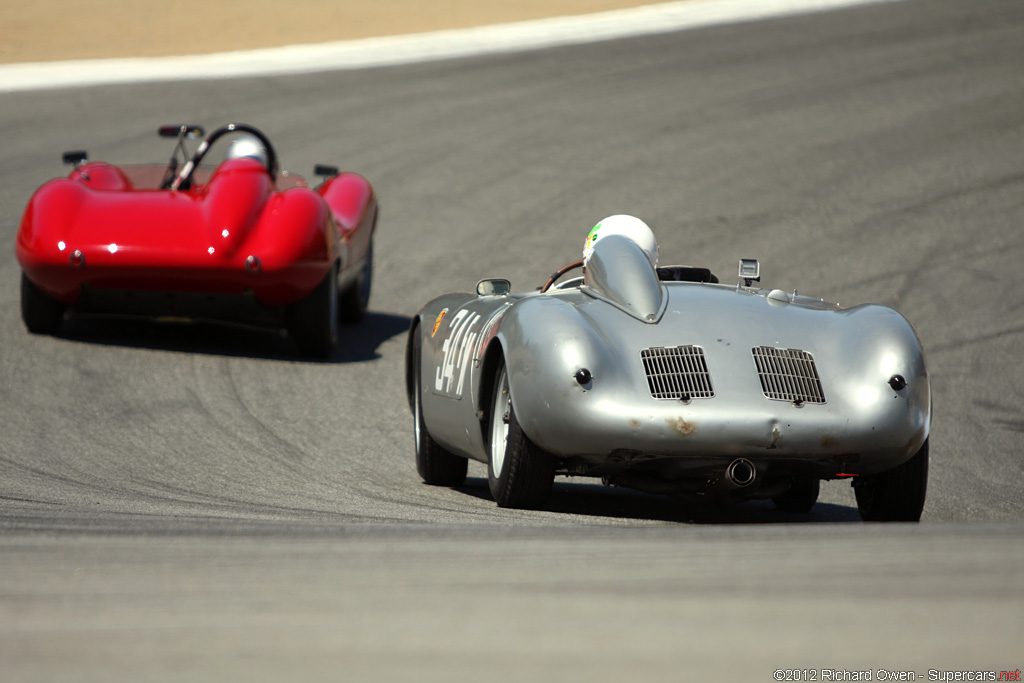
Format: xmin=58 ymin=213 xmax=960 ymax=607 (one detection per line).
xmin=406 ymin=235 xmax=930 ymax=500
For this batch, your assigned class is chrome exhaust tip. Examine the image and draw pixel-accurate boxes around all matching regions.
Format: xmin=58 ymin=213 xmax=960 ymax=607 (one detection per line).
xmin=725 ymin=458 xmax=757 ymax=488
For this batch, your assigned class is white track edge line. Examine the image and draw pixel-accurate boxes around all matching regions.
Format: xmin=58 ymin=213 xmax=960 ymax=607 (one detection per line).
xmin=0 ymin=0 xmax=897 ymax=93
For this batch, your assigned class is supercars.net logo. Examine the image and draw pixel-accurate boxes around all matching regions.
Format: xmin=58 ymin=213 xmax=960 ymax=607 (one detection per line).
xmin=773 ymin=669 xmax=1021 ymax=681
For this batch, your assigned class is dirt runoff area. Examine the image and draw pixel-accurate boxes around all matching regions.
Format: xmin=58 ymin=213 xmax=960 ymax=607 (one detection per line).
xmin=1 ymin=0 xmax=668 ymax=64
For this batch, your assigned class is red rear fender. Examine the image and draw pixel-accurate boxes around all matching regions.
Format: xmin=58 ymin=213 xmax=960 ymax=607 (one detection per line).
xmin=245 ymin=190 xmax=334 ymax=271
xmin=16 ymin=179 xmax=89 ymax=269
xmin=319 ymin=173 xmax=375 ymax=232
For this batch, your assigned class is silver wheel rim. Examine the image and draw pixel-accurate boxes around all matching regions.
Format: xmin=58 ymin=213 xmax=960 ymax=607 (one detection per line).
xmin=490 ymin=368 xmax=510 ymax=477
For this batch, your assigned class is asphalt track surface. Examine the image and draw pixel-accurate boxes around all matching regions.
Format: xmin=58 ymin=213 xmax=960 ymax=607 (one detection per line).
xmin=1 ymin=0 xmax=1023 ymax=679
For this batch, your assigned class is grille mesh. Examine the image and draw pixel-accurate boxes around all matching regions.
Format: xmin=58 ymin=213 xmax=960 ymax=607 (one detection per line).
xmin=752 ymin=346 xmax=826 ymax=404
xmin=641 ymin=346 xmax=714 ymax=400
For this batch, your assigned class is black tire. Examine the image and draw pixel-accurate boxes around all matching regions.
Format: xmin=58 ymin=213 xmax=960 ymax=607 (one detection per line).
xmin=340 ymin=237 xmax=373 ymax=324
xmin=772 ymin=478 xmax=820 ymax=513
xmin=21 ymin=273 xmax=66 ymax=335
xmin=854 ymin=438 xmax=929 ymax=522
xmin=487 ymin=359 xmax=554 ymax=509
xmin=412 ymin=327 xmax=467 ymax=486
xmin=288 ymin=264 xmax=339 ymax=358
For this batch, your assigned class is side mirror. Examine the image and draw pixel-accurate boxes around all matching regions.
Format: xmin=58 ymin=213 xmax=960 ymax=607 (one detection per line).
xmin=159 ymin=125 xmax=205 ymax=139
xmin=476 ymin=278 xmax=511 ymax=297
xmin=314 ymin=164 xmax=339 ymax=179
xmin=738 ymin=259 xmax=760 ymax=287
xmin=62 ymin=151 xmax=88 ymax=166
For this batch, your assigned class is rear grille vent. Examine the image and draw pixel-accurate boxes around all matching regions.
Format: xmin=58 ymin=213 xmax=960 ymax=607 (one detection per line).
xmin=641 ymin=346 xmax=714 ymax=400
xmin=752 ymin=346 xmax=826 ymax=404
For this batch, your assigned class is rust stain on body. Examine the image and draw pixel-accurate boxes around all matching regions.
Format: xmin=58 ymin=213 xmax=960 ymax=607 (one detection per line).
xmin=667 ymin=417 xmax=696 ymax=436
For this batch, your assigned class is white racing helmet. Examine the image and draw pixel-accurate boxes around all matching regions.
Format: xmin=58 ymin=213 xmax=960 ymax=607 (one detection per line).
xmin=224 ymin=134 xmax=269 ymax=165
xmin=583 ymin=215 xmax=658 ymax=268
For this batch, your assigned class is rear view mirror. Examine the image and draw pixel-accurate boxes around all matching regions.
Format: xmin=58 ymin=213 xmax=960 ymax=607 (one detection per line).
xmin=739 ymin=259 xmax=760 ymax=287
xmin=158 ymin=125 xmax=205 ymax=140
xmin=314 ymin=164 xmax=339 ymax=179
xmin=62 ymin=150 xmax=88 ymax=166
xmin=476 ymin=279 xmax=511 ymax=297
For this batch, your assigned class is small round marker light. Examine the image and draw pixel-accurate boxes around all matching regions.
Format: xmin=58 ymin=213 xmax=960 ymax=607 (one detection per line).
xmin=888 ymin=375 xmax=907 ymax=391
xmin=574 ymin=368 xmax=592 ymax=386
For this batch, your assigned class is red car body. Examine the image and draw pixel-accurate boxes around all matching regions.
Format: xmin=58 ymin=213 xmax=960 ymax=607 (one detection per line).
xmin=15 ymin=123 xmax=378 ymax=357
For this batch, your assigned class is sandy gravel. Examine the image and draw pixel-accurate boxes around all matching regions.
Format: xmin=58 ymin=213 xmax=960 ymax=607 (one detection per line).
xmin=1 ymin=0 xmax=665 ymax=64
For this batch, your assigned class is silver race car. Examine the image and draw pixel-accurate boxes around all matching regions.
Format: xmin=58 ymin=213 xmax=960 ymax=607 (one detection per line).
xmin=406 ymin=216 xmax=930 ymax=521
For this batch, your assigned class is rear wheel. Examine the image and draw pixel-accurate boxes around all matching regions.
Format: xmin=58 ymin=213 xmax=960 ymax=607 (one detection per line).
xmin=772 ymin=478 xmax=820 ymax=513
xmin=340 ymin=237 xmax=373 ymax=324
xmin=289 ymin=264 xmax=338 ymax=358
xmin=21 ymin=273 xmax=66 ymax=335
xmin=413 ymin=327 xmax=467 ymax=486
xmin=854 ymin=438 xmax=929 ymax=522
xmin=487 ymin=359 xmax=554 ymax=509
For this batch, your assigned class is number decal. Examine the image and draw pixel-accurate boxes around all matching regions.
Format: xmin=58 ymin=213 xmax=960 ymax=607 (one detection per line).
xmin=434 ymin=309 xmax=481 ymax=398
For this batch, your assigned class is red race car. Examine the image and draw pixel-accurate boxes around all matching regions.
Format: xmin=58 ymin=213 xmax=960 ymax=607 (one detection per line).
xmin=15 ymin=123 xmax=378 ymax=358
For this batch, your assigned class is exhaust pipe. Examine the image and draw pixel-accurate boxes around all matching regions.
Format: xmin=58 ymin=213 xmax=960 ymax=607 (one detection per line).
xmin=725 ymin=458 xmax=757 ymax=488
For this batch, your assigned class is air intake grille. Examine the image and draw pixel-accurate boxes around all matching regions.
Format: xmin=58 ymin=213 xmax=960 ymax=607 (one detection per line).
xmin=641 ymin=346 xmax=714 ymax=400
xmin=752 ymin=346 xmax=826 ymax=404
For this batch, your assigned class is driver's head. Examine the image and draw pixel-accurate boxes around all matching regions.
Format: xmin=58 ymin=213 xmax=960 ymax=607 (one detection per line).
xmin=224 ymin=134 xmax=268 ymax=165
xmin=583 ymin=215 xmax=658 ymax=268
